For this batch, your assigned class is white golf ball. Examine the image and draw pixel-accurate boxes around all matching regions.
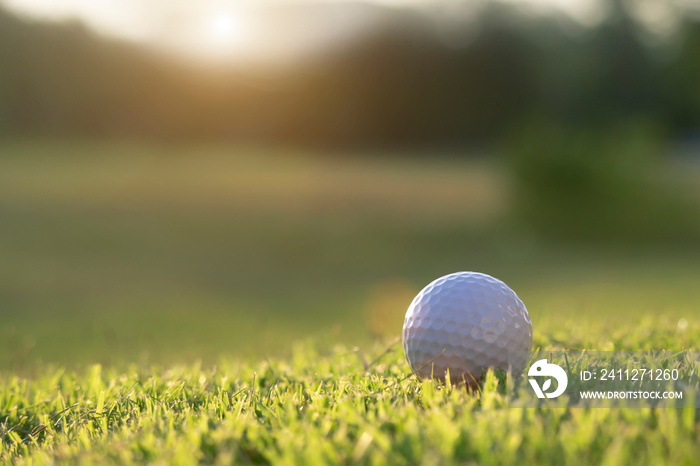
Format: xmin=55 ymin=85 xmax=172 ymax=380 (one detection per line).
xmin=402 ymin=271 xmax=532 ymax=385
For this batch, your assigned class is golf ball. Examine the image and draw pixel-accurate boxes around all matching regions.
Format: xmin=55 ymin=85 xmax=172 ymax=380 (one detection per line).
xmin=402 ymin=272 xmax=532 ymax=385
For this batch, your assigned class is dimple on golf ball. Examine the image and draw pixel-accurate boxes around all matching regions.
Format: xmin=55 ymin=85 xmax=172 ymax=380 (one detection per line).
xmin=402 ymin=272 xmax=532 ymax=385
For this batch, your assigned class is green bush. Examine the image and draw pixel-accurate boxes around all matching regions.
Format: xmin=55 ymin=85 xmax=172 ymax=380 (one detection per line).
xmin=505 ymin=120 xmax=700 ymax=244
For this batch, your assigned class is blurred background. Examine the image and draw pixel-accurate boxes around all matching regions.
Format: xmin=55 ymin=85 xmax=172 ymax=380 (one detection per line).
xmin=2 ymin=0 xmax=700 ymax=369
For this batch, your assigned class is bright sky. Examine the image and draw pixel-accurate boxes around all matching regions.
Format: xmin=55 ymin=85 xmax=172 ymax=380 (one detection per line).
xmin=0 ymin=0 xmax=688 ymax=62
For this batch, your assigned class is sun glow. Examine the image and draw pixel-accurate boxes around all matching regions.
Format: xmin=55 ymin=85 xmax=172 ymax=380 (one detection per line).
xmin=179 ymin=11 xmax=250 ymax=61
xmin=155 ymin=9 xmax=256 ymax=64
xmin=0 ymin=0 xmax=647 ymax=64
xmin=206 ymin=13 xmax=245 ymax=49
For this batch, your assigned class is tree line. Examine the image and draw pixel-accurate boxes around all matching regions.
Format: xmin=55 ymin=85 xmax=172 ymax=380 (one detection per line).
xmin=1 ymin=2 xmax=699 ymax=148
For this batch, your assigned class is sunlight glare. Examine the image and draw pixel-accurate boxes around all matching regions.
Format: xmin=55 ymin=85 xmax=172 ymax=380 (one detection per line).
xmin=210 ymin=14 xmax=238 ymax=42
xmin=190 ymin=11 xmax=250 ymax=61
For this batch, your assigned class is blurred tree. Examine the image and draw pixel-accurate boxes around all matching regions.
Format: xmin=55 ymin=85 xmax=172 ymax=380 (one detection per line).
xmin=661 ymin=19 xmax=700 ymax=130
xmin=0 ymin=3 xmax=699 ymax=147
xmin=506 ymin=119 xmax=700 ymax=243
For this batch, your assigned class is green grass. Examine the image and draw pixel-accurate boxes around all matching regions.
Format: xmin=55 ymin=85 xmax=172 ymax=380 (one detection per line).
xmin=1 ymin=140 xmax=700 ymax=463
xmin=2 ymin=320 xmax=699 ymax=465
xmin=0 ymin=139 xmax=507 ymax=367
xmin=2 ymin=140 xmax=700 ymax=368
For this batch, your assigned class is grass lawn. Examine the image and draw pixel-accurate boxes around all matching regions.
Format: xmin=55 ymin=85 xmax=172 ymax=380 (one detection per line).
xmin=2 ymin=321 xmax=699 ymax=464
xmin=1 ymin=140 xmax=699 ymax=463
